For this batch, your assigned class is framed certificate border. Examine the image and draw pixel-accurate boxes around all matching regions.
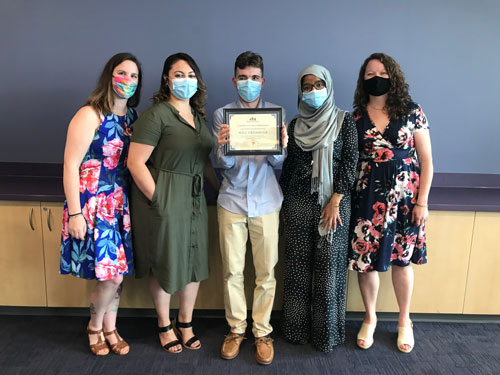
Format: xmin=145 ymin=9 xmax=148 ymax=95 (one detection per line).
xmin=223 ymin=107 xmax=283 ymax=156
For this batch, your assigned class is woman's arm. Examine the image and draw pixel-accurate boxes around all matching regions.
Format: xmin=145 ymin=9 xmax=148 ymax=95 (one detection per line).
xmin=127 ymin=142 xmax=156 ymax=200
xmin=63 ymin=106 xmax=100 ymax=240
xmin=333 ymin=113 xmax=359 ymax=194
xmin=413 ymin=129 xmax=433 ymax=226
xmin=322 ymin=113 xmax=359 ymax=232
xmin=278 ymin=120 xmax=295 ymax=193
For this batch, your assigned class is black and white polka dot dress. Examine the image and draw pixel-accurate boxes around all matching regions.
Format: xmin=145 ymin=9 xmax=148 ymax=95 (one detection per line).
xmin=279 ymin=114 xmax=358 ymax=352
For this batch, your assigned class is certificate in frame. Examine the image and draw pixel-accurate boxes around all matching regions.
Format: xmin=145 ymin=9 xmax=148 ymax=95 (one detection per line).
xmin=223 ymin=107 xmax=282 ymax=155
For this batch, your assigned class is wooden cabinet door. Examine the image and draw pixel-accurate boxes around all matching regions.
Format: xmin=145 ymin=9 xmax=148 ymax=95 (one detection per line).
xmin=411 ymin=211 xmax=474 ymax=313
xmin=0 ymin=201 xmax=47 ymax=306
xmin=41 ymin=202 xmax=94 ymax=307
xmin=347 ymin=211 xmax=475 ymax=313
xmin=463 ymin=212 xmax=500 ymax=314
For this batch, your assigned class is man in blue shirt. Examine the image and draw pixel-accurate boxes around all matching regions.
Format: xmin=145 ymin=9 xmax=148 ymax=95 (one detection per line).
xmin=213 ymin=51 xmax=288 ymax=365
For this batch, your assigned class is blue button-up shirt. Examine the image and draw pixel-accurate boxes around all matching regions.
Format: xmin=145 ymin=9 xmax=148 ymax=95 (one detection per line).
xmin=213 ymin=99 xmax=286 ymax=217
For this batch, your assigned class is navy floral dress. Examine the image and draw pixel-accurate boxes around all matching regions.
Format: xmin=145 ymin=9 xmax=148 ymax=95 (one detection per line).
xmin=348 ymin=103 xmax=429 ymax=272
xmin=60 ymin=108 xmax=137 ymax=280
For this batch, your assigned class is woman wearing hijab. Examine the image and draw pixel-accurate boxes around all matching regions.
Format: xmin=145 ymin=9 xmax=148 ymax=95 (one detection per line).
xmin=279 ymin=65 xmax=358 ymax=352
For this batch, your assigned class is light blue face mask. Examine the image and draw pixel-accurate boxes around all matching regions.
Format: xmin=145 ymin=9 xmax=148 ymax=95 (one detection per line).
xmin=171 ymin=78 xmax=198 ymax=100
xmin=237 ymin=79 xmax=262 ymax=102
xmin=302 ymin=88 xmax=328 ymax=109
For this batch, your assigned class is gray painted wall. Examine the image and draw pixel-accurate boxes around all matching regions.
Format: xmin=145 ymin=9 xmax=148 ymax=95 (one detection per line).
xmin=1 ymin=0 xmax=499 ymax=173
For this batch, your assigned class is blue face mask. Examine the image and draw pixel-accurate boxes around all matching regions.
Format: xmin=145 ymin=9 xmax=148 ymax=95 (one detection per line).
xmin=302 ymin=88 xmax=328 ymax=109
xmin=237 ymin=80 xmax=262 ymax=102
xmin=171 ymin=78 xmax=198 ymax=100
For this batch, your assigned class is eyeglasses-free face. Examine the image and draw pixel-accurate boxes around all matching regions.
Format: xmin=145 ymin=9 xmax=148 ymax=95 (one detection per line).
xmin=163 ymin=59 xmax=197 ymax=83
xmin=112 ymin=60 xmax=139 ymax=82
xmin=364 ymin=59 xmax=389 ymax=80
xmin=234 ymin=66 xmax=263 ymax=82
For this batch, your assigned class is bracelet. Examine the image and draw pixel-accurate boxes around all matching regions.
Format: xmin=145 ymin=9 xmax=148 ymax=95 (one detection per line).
xmin=415 ymin=203 xmax=427 ymax=208
xmin=68 ymin=212 xmax=83 ymax=218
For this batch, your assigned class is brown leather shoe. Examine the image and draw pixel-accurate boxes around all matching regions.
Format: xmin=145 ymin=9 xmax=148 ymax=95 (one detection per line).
xmin=221 ymin=333 xmax=245 ymax=360
xmin=255 ymin=336 xmax=274 ymax=365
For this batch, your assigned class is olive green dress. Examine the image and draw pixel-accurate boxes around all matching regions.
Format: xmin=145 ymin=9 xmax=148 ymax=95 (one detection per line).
xmin=130 ymin=101 xmax=212 ymax=294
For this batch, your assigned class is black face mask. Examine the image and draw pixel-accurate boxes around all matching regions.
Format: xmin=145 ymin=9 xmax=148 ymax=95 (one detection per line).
xmin=364 ymin=76 xmax=390 ymax=96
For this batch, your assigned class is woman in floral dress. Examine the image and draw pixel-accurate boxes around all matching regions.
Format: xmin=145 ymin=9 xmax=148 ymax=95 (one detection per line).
xmin=348 ymin=53 xmax=433 ymax=353
xmin=60 ymin=53 xmax=142 ymax=356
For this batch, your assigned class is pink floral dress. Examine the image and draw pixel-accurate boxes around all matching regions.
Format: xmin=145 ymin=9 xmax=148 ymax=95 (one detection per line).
xmin=348 ymin=103 xmax=428 ymax=272
xmin=60 ymin=108 xmax=137 ymax=280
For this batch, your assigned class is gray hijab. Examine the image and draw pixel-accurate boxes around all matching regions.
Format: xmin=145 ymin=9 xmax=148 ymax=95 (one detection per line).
xmin=294 ymin=64 xmax=346 ymax=211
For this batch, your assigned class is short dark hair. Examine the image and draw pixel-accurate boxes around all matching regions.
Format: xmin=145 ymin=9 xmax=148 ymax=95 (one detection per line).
xmin=234 ymin=51 xmax=264 ymax=76
xmin=153 ymin=52 xmax=207 ymax=120
xmin=86 ymin=52 xmax=142 ymax=115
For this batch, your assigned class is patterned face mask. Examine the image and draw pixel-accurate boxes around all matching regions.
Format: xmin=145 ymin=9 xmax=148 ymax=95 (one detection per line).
xmin=112 ymin=76 xmax=138 ymax=99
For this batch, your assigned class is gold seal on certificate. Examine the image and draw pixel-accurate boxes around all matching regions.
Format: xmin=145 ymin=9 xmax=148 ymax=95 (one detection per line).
xmin=223 ymin=108 xmax=283 ymax=155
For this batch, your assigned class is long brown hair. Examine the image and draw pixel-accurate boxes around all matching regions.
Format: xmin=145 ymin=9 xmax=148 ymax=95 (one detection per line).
xmin=152 ymin=53 xmax=207 ymax=120
xmin=353 ymin=52 xmax=412 ymax=120
xmin=86 ymin=52 xmax=142 ymax=115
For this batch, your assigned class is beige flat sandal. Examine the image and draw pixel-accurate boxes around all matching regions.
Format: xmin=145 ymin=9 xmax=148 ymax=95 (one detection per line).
xmin=397 ymin=322 xmax=414 ymax=353
xmin=357 ymin=322 xmax=376 ymax=349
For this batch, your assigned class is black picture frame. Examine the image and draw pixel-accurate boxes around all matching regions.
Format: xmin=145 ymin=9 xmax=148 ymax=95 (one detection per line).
xmin=223 ymin=107 xmax=282 ymax=156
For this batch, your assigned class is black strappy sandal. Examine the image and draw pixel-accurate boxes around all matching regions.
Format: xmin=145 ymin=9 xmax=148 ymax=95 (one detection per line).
xmin=158 ymin=323 xmax=182 ymax=354
xmin=172 ymin=318 xmax=201 ymax=350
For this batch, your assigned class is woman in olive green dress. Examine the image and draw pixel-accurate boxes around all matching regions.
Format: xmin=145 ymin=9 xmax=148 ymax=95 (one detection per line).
xmin=128 ymin=53 xmax=218 ymax=354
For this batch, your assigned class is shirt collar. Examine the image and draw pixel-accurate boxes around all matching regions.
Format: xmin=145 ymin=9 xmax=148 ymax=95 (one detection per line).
xmin=236 ymin=97 xmax=264 ymax=108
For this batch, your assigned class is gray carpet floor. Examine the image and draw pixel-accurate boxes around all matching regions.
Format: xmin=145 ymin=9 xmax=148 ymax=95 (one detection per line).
xmin=0 ymin=315 xmax=499 ymax=375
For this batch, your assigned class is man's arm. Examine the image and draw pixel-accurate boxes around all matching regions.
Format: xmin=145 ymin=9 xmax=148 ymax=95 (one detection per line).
xmin=266 ymin=107 xmax=287 ymax=167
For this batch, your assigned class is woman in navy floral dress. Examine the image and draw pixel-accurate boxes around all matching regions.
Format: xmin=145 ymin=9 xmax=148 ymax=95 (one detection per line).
xmin=60 ymin=53 xmax=142 ymax=356
xmin=348 ymin=53 xmax=433 ymax=354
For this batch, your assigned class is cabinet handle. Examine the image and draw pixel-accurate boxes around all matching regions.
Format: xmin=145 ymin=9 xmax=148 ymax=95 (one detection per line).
xmin=47 ymin=208 xmax=52 ymax=231
xmin=29 ymin=208 xmax=35 ymax=231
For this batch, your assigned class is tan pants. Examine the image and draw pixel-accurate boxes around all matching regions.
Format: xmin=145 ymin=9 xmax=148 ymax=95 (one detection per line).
xmin=217 ymin=205 xmax=279 ymax=337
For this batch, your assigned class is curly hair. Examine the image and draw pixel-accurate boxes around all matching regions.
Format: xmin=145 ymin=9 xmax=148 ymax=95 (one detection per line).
xmin=353 ymin=52 xmax=412 ymax=120
xmin=86 ymin=52 xmax=142 ymax=115
xmin=152 ymin=53 xmax=207 ymax=120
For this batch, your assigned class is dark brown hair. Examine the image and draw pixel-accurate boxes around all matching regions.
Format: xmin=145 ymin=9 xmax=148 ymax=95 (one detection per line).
xmin=353 ymin=52 xmax=412 ymax=120
xmin=234 ymin=51 xmax=264 ymax=76
xmin=152 ymin=53 xmax=207 ymax=120
xmin=86 ymin=52 xmax=142 ymax=115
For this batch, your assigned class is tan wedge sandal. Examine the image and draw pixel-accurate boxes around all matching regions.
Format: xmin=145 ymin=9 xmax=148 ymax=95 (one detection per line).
xmin=357 ymin=322 xmax=376 ymax=350
xmin=397 ymin=322 xmax=414 ymax=353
